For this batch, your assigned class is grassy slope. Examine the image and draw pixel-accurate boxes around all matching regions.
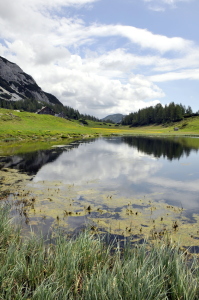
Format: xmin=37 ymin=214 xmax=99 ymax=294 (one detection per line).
xmin=0 ymin=108 xmax=97 ymax=138
xmin=0 ymin=108 xmax=130 ymax=139
xmin=0 ymin=108 xmax=131 ymax=155
xmin=1 ymin=108 xmax=199 ymax=152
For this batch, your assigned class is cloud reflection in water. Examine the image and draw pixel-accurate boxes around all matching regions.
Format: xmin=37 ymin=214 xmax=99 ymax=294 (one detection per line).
xmin=33 ymin=137 xmax=199 ymax=213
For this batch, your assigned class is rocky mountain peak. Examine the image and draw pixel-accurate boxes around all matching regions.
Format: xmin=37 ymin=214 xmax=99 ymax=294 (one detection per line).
xmin=0 ymin=56 xmax=62 ymax=106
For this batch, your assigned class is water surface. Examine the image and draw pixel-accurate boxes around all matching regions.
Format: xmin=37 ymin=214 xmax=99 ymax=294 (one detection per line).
xmin=1 ymin=136 xmax=199 ymax=247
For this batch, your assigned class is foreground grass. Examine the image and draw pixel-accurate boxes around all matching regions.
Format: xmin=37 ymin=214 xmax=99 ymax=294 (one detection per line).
xmin=1 ymin=205 xmax=199 ymax=299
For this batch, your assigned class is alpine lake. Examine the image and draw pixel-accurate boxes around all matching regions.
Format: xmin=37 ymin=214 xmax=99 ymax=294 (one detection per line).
xmin=1 ymin=135 xmax=199 ymax=251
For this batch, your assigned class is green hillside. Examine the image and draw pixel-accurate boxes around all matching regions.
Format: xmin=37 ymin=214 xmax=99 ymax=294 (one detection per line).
xmin=1 ymin=108 xmax=199 ymax=155
xmin=0 ymin=108 xmax=127 ymax=140
xmin=1 ymin=108 xmax=199 ymax=138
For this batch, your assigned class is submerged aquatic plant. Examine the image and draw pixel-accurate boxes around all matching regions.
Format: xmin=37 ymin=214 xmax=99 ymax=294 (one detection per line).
xmin=0 ymin=204 xmax=199 ymax=299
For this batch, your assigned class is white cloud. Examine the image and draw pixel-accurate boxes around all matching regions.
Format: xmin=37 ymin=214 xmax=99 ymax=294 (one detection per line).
xmin=148 ymin=0 xmax=192 ymax=3
xmin=33 ymin=59 xmax=162 ymax=118
xmin=114 ymin=25 xmax=193 ymax=53
xmin=0 ymin=1 xmax=194 ymax=54
xmin=148 ymin=6 xmax=165 ymax=11
xmin=0 ymin=0 xmax=198 ymax=117
xmin=149 ymin=69 xmax=199 ymax=82
xmin=56 ymin=23 xmax=193 ymax=53
xmin=34 ymin=0 xmax=99 ymax=8
xmin=143 ymin=0 xmax=194 ymax=11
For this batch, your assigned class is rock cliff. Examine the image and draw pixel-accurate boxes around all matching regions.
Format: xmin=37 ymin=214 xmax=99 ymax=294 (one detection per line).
xmin=0 ymin=56 xmax=62 ymax=106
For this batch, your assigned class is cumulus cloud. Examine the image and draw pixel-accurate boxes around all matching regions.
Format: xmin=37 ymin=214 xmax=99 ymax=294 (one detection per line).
xmin=34 ymin=58 xmax=162 ymax=118
xmin=0 ymin=0 xmax=198 ymax=117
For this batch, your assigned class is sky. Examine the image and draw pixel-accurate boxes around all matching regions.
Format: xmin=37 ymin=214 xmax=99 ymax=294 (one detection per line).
xmin=0 ymin=0 xmax=199 ymax=118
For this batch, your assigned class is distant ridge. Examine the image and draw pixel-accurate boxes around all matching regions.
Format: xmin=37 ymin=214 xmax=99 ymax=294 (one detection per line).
xmin=0 ymin=56 xmax=62 ymax=106
xmin=101 ymin=113 xmax=125 ymax=123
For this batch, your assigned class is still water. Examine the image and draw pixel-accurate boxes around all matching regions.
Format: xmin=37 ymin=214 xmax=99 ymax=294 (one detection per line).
xmin=1 ymin=136 xmax=199 ymax=247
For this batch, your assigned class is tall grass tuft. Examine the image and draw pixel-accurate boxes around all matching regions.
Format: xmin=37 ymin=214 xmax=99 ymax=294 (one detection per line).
xmin=0 ymin=204 xmax=199 ymax=299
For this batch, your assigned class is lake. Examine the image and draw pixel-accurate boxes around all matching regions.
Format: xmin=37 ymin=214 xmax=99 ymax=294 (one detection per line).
xmin=1 ymin=135 xmax=199 ymax=249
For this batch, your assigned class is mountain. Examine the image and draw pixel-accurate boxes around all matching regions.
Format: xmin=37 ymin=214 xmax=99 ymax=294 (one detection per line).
xmin=101 ymin=114 xmax=125 ymax=123
xmin=0 ymin=56 xmax=62 ymax=106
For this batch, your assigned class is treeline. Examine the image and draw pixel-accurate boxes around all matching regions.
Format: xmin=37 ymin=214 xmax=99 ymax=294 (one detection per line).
xmin=0 ymin=98 xmax=99 ymax=122
xmin=0 ymin=97 xmax=42 ymax=112
xmin=122 ymin=102 xmax=196 ymax=126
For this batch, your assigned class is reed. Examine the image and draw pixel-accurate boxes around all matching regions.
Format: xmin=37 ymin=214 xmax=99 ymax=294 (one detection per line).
xmin=0 ymin=204 xmax=199 ymax=299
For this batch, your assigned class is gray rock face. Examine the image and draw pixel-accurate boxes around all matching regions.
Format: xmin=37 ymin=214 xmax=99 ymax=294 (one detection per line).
xmin=0 ymin=56 xmax=62 ymax=105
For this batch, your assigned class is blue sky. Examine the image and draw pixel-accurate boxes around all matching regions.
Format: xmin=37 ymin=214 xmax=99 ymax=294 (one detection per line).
xmin=0 ymin=0 xmax=199 ymax=118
